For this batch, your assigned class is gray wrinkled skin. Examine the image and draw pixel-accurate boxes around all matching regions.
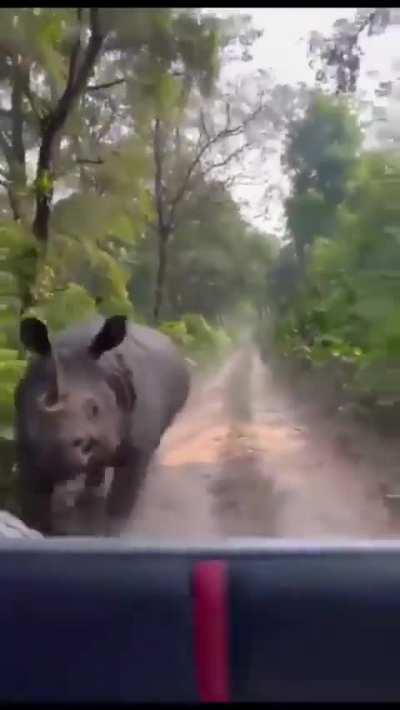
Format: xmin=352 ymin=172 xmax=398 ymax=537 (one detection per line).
xmin=15 ymin=317 xmax=190 ymax=536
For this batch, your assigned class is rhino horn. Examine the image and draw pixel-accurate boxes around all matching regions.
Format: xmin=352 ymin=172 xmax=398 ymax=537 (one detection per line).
xmin=38 ymin=353 xmax=66 ymax=411
xmin=53 ymin=350 xmax=67 ymax=399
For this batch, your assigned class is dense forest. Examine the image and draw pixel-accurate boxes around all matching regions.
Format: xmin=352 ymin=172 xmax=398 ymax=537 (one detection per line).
xmin=262 ymin=8 xmax=400 ymax=431
xmin=0 ymin=7 xmax=400 ymax=513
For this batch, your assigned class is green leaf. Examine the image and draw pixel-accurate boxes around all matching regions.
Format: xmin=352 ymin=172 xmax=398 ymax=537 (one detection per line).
xmin=0 ymin=349 xmax=19 ymax=361
xmin=32 ymin=283 xmax=97 ymax=332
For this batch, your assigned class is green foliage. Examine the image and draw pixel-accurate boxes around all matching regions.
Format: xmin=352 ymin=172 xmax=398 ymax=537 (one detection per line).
xmin=30 ymin=283 xmax=97 ymax=332
xmin=285 ymin=95 xmax=360 ymax=197
xmin=159 ymin=313 xmax=232 ymax=368
xmin=270 ymin=139 xmax=400 ymax=426
xmin=0 ymin=220 xmax=39 ymax=308
xmin=182 ymin=313 xmax=232 ymax=364
xmin=0 ymin=220 xmax=30 ymax=507
xmin=35 ymin=170 xmax=54 ymax=198
xmin=159 ymin=320 xmax=195 ymax=349
xmin=147 ymin=179 xmax=277 ymax=322
xmin=0 ymin=219 xmax=32 ymax=442
xmin=0 ymin=352 xmax=26 ymax=437
xmin=284 ymin=94 xmax=361 ymax=260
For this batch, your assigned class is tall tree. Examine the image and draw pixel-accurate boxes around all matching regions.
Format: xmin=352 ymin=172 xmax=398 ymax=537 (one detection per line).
xmin=32 ymin=9 xmax=105 ymax=245
xmin=283 ymin=93 xmax=360 ymax=264
xmin=115 ymin=8 xmax=267 ymax=320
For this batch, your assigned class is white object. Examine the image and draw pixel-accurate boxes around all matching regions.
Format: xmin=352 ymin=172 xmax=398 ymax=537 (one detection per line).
xmin=0 ymin=511 xmax=42 ymax=539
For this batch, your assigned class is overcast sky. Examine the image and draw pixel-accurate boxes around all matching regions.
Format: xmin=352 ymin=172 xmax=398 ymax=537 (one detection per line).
xmin=212 ymin=8 xmax=400 ymax=236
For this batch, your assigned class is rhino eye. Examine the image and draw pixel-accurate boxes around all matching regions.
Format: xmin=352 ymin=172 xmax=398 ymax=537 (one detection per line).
xmin=89 ymin=402 xmax=99 ymax=418
xmin=85 ymin=400 xmax=99 ymax=419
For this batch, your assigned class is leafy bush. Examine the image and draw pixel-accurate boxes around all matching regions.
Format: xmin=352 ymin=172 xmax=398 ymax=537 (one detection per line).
xmin=159 ymin=320 xmax=195 ymax=349
xmin=182 ymin=313 xmax=231 ymax=363
xmin=0 ymin=220 xmax=31 ymax=507
xmin=268 ymin=150 xmax=400 ymax=430
xmin=159 ymin=313 xmax=232 ymax=368
xmin=29 ymin=283 xmax=97 ymax=332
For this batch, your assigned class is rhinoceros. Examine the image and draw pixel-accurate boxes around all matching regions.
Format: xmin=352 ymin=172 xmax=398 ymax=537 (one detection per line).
xmin=15 ymin=315 xmax=190 ymax=535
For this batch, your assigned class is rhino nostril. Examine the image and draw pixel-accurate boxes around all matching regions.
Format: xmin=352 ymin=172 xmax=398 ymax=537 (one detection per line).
xmin=82 ymin=439 xmax=93 ymax=454
xmin=72 ymin=438 xmax=93 ymax=455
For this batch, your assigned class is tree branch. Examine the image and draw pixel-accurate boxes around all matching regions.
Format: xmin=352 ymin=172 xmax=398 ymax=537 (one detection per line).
xmin=225 ymin=101 xmax=231 ymax=129
xmin=11 ymin=62 xmax=26 ymax=169
xmin=199 ymin=110 xmax=210 ymax=141
xmin=0 ymin=130 xmax=13 ymax=163
xmin=93 ymin=102 xmax=117 ymax=142
xmin=76 ymin=157 xmax=104 ymax=165
xmin=53 ymin=9 xmax=104 ymax=132
xmin=3 ymin=58 xmax=29 ymax=221
xmin=21 ymin=82 xmax=43 ymax=125
xmin=168 ymin=102 xmax=264 ymax=225
xmin=33 ymin=8 xmax=106 ymax=243
xmin=168 ymin=125 xmax=241 ymax=221
xmin=87 ymin=77 xmax=126 ymax=91
xmin=153 ymin=117 xmax=167 ymax=234
xmin=65 ymin=8 xmax=83 ymax=94
xmin=202 ymin=141 xmax=252 ymax=176
xmin=0 ymin=105 xmax=37 ymax=127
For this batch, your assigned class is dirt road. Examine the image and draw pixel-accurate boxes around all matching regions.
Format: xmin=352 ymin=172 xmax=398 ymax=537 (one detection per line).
xmin=55 ymin=347 xmax=400 ymax=539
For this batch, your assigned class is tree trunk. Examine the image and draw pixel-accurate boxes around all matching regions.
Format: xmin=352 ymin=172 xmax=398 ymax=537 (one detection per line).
xmin=32 ymin=8 xmax=104 ymax=244
xmin=32 ymin=132 xmax=54 ymax=243
xmin=152 ymin=116 xmax=170 ymax=323
xmin=7 ymin=188 xmax=22 ymax=221
xmin=153 ymin=228 xmax=169 ymax=323
xmin=293 ymin=232 xmax=305 ymax=270
xmin=167 ymin=277 xmax=182 ymax=319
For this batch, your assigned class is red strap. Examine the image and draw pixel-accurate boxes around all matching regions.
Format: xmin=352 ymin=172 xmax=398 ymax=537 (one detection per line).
xmin=193 ymin=561 xmax=230 ymax=703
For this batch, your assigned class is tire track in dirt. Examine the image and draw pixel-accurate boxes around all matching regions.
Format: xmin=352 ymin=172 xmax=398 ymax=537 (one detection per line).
xmin=208 ymin=347 xmax=282 ymax=538
xmin=247 ymin=354 xmax=392 ymax=539
xmin=130 ymin=348 xmax=286 ymax=540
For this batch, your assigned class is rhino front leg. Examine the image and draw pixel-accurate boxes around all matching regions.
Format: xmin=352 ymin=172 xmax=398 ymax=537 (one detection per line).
xmin=104 ymin=450 xmax=151 ymax=535
xmin=19 ymin=471 xmax=54 ymax=536
xmin=77 ymin=467 xmax=106 ymax=508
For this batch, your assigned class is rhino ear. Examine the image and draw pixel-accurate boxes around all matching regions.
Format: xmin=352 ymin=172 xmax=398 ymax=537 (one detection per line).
xmin=89 ymin=315 xmax=127 ymax=360
xmin=20 ymin=318 xmax=52 ymax=357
